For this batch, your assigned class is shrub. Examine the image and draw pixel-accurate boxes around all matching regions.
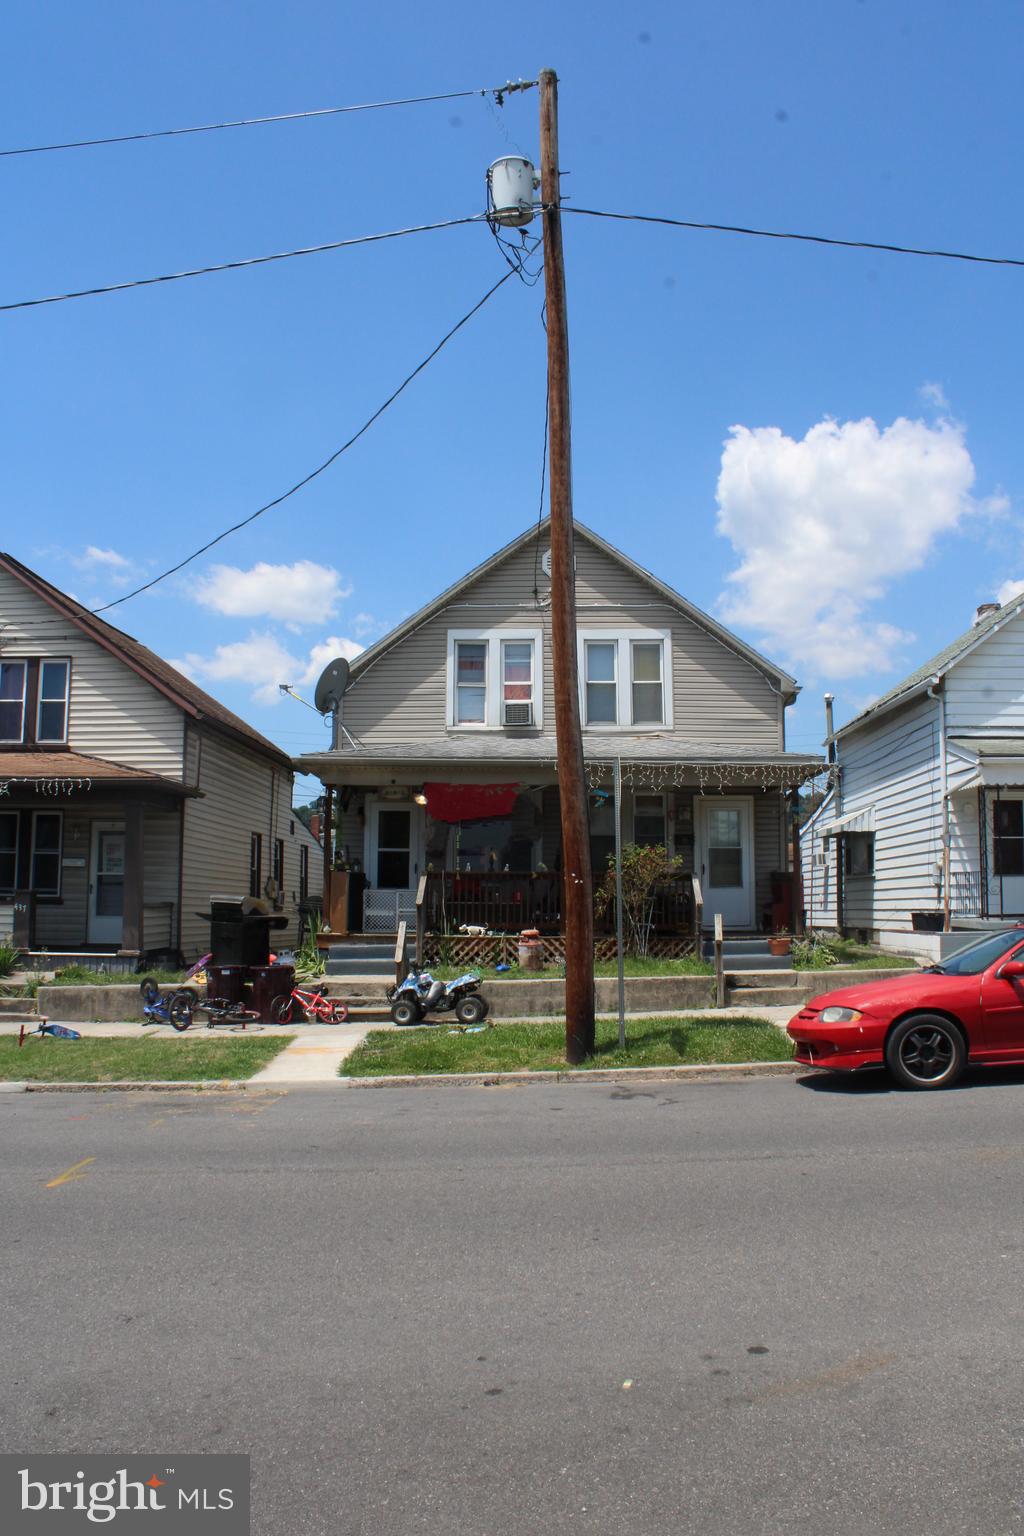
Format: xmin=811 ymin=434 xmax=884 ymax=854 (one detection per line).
xmin=595 ymin=843 xmax=684 ymax=958
xmin=0 ymin=942 xmax=19 ymax=979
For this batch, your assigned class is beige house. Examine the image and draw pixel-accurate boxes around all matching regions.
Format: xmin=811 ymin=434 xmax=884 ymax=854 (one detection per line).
xmin=0 ymin=553 xmax=321 ymax=964
xmin=298 ymin=521 xmax=822 ymax=940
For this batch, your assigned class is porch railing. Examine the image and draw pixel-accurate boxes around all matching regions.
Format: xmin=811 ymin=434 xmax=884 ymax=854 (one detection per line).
xmin=950 ymin=870 xmax=983 ymax=918
xmin=422 ymin=870 xmax=694 ymax=935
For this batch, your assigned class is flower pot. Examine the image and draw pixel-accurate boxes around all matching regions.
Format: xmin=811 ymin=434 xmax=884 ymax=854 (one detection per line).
xmin=768 ymin=937 xmax=792 ymax=957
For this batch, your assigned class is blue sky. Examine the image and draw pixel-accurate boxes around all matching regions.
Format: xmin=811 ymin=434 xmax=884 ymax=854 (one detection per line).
xmin=3 ymin=0 xmax=1023 ymax=802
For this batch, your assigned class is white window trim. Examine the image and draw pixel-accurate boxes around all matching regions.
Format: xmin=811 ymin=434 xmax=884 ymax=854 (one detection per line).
xmin=36 ymin=657 xmax=71 ymax=745
xmin=30 ymin=809 xmax=63 ymax=897
xmin=446 ymin=629 xmax=543 ymax=730
xmin=577 ymin=629 xmax=673 ymax=730
xmin=0 ymin=659 xmax=28 ymax=745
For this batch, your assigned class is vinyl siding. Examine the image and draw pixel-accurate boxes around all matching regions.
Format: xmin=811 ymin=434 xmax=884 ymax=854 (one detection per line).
xmin=143 ymin=807 xmax=182 ymax=951
xmin=342 ymin=538 xmax=783 ymax=749
xmin=179 ymin=731 xmax=307 ymax=959
xmin=945 ymin=608 xmax=1024 ymax=732
xmin=834 ymin=695 xmax=942 ymax=934
xmin=801 ymin=800 xmax=839 ymax=930
xmin=0 ymin=569 xmax=184 ymax=777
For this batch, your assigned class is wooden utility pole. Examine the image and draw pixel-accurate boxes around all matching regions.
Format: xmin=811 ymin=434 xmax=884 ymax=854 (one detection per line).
xmin=539 ymin=67 xmax=595 ymax=1063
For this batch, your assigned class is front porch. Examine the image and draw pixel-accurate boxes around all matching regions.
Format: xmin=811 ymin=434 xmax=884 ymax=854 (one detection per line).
xmin=0 ymin=753 xmax=191 ymax=963
xmin=303 ymin=744 xmax=825 ymax=945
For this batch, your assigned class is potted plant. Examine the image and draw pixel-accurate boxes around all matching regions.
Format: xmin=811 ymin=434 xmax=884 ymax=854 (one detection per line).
xmin=768 ymin=929 xmax=792 ymax=957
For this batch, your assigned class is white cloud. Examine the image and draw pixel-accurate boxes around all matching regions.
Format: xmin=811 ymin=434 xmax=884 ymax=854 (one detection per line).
xmin=351 ymin=611 xmax=381 ymax=638
xmin=919 ymin=381 xmax=951 ymax=415
xmin=996 ymin=578 xmax=1024 ymax=607
xmin=171 ymin=630 xmax=363 ymax=705
xmin=192 ymin=560 xmax=351 ymax=626
xmin=715 ymin=414 xmax=998 ymax=679
xmin=72 ymin=546 xmax=143 ymax=587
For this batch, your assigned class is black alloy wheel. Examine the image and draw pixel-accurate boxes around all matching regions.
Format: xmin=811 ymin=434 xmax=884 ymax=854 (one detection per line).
xmin=885 ymin=1014 xmax=966 ymax=1090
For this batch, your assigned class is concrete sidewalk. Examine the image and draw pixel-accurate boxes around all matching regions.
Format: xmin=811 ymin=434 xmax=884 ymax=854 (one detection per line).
xmin=249 ymin=1026 xmax=370 ymax=1083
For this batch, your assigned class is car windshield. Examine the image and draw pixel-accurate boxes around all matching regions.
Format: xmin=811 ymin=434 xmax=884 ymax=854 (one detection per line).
xmin=931 ymin=929 xmax=1024 ymax=976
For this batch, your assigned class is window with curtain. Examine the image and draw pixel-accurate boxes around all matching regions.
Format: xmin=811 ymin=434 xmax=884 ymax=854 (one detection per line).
xmin=455 ymin=641 xmax=487 ymax=723
xmin=585 ymin=641 xmax=617 ymax=724
xmin=501 ymin=640 xmax=534 ymax=724
xmin=631 ymin=642 xmax=664 ymax=724
xmin=36 ymin=660 xmax=70 ymax=742
xmin=0 ymin=662 xmax=26 ymax=742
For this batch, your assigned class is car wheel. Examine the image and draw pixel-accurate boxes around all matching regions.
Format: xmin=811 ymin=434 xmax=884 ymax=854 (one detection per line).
xmin=885 ymin=1014 xmax=966 ymax=1090
xmin=455 ymin=994 xmax=487 ymax=1026
xmin=390 ymin=997 xmax=421 ymax=1026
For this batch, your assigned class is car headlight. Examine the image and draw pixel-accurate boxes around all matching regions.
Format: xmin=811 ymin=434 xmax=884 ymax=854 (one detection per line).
xmin=818 ymin=1006 xmax=864 ymax=1024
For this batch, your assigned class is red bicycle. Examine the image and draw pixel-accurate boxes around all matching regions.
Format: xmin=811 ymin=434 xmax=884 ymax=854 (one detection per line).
xmin=270 ymin=984 xmax=349 ymax=1025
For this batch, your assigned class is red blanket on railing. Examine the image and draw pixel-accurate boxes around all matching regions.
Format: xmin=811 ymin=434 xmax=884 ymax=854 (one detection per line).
xmin=423 ymin=782 xmax=519 ymax=823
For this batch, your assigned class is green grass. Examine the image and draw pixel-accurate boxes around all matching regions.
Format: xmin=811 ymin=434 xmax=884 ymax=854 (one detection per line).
xmin=342 ymin=1015 xmax=794 ymax=1077
xmin=792 ymin=937 xmax=916 ymax=972
xmin=0 ymin=1035 xmax=290 ymax=1083
xmin=431 ymin=955 xmax=713 ymax=981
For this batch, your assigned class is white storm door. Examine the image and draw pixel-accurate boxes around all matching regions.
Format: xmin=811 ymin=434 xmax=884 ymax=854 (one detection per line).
xmin=88 ymin=821 xmax=125 ymax=944
xmin=363 ymin=799 xmax=422 ymax=932
xmin=697 ymin=797 xmax=754 ymax=929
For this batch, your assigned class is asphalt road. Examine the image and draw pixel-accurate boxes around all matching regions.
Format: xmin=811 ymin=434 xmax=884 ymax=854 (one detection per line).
xmin=4 ymin=1071 xmax=1024 ymax=1535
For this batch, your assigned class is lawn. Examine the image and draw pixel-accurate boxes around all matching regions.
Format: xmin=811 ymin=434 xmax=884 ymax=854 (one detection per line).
xmin=0 ymin=1035 xmax=290 ymax=1083
xmin=792 ymin=938 xmax=917 ymax=971
xmin=432 ymin=955 xmax=713 ymax=981
xmin=342 ymin=1015 xmax=794 ymax=1076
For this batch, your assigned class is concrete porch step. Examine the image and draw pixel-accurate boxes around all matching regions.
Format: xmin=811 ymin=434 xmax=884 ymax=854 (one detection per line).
xmin=325 ymin=959 xmax=396 ymax=977
xmin=726 ymin=986 xmax=803 ymax=1009
xmin=0 ymin=995 xmax=37 ymax=1016
xmin=726 ymin=969 xmax=799 ymax=988
xmin=720 ymin=954 xmax=793 ymax=972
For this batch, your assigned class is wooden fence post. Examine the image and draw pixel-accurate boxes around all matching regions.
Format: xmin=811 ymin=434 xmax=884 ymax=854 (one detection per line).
xmin=714 ymin=912 xmax=726 ymax=1009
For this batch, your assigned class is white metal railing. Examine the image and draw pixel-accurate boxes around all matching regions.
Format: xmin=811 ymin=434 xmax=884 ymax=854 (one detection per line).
xmin=362 ymin=888 xmax=419 ymax=933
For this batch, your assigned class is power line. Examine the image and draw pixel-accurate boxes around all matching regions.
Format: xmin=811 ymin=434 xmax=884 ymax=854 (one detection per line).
xmin=0 ymin=213 xmax=489 ymax=313
xmin=90 ymin=267 xmax=516 ymax=615
xmin=564 ymin=206 xmax=1024 ymax=269
xmin=0 ymin=81 xmax=537 ymax=159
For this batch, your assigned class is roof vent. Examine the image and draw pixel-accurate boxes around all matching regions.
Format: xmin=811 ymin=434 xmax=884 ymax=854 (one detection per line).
xmin=974 ymin=601 xmax=1001 ymax=626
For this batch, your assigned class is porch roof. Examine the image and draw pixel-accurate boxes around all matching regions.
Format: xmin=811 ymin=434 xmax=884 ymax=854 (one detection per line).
xmin=0 ymin=750 xmax=194 ymax=795
xmin=298 ymin=736 xmax=825 ymax=785
xmin=950 ymin=737 xmax=1024 ymax=791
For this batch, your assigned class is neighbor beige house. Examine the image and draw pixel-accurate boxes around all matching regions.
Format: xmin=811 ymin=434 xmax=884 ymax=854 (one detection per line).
xmin=0 ymin=553 xmax=321 ymax=964
xmin=298 ymin=520 xmax=823 ymax=941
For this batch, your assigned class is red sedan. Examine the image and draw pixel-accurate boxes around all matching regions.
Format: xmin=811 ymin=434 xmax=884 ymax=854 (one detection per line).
xmin=788 ymin=927 xmax=1024 ymax=1090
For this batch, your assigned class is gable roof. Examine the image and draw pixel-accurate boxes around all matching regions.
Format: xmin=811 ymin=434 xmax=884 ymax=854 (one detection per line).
xmin=349 ymin=518 xmax=800 ymax=699
xmin=837 ymin=594 xmax=1024 ymax=740
xmin=0 ymin=552 xmax=292 ymax=770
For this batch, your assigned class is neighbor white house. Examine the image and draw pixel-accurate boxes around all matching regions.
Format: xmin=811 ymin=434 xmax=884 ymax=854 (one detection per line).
xmin=802 ymin=594 xmax=1024 ymax=958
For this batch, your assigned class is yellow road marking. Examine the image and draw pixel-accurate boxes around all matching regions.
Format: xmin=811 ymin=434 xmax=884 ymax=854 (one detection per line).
xmin=45 ymin=1156 xmax=96 ymax=1190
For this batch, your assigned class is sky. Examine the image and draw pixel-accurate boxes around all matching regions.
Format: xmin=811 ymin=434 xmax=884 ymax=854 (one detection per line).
xmin=3 ymin=0 xmax=1023 ymax=803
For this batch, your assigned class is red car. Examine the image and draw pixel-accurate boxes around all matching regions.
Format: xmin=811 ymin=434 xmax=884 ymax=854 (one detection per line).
xmin=788 ymin=927 xmax=1024 ymax=1090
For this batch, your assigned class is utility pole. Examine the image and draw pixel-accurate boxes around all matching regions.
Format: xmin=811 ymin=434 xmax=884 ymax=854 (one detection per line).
xmin=539 ymin=67 xmax=595 ymax=1063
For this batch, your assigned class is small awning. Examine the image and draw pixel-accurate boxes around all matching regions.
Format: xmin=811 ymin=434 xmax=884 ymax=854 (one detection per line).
xmin=950 ymin=738 xmax=1024 ymax=790
xmin=820 ymin=806 xmax=875 ymax=836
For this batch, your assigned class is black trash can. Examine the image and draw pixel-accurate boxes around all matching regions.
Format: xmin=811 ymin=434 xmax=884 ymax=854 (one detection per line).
xmin=206 ymin=964 xmax=251 ymax=1006
xmin=250 ymin=963 xmax=295 ymax=1022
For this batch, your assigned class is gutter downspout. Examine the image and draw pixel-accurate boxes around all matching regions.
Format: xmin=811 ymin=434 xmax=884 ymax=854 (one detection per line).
xmin=927 ymin=679 xmax=951 ymax=932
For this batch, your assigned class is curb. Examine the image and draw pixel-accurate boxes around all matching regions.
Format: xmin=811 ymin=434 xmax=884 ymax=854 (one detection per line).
xmin=340 ymin=1060 xmax=801 ymax=1089
xmin=2 ymin=1079 xmax=267 ymax=1094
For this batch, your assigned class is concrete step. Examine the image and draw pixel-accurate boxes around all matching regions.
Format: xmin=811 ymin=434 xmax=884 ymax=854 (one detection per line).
xmin=326 ymin=943 xmax=394 ymax=961
xmin=325 ymin=958 xmax=395 ymax=977
xmin=0 ymin=995 xmax=36 ymax=1016
xmin=727 ymin=968 xmax=799 ymax=987
xmin=726 ymin=986 xmax=803 ymax=1009
xmin=721 ymin=954 xmax=793 ymax=972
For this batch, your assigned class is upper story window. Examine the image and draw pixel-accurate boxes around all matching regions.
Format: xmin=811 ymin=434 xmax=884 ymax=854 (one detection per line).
xmin=0 ymin=658 xmax=70 ymax=745
xmin=447 ymin=630 xmax=543 ymax=730
xmin=579 ymin=631 xmax=672 ymax=729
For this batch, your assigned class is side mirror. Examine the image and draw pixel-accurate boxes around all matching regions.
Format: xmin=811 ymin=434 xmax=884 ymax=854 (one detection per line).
xmin=997 ymin=959 xmax=1024 ymax=980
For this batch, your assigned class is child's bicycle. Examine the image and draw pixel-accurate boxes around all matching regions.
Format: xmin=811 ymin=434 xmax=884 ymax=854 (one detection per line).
xmin=189 ymin=997 xmax=263 ymax=1032
xmin=140 ymin=978 xmax=196 ymax=1031
xmin=269 ymin=984 xmax=348 ymax=1025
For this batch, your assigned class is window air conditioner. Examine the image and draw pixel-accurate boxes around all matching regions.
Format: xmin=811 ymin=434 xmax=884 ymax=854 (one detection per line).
xmin=504 ymin=701 xmax=534 ymax=727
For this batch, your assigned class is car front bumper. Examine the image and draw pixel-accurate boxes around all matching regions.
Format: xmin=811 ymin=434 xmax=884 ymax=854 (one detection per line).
xmin=787 ymin=1007 xmax=887 ymax=1072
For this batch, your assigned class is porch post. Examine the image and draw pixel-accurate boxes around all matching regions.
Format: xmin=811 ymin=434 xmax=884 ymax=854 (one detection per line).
xmin=120 ymin=802 xmax=144 ymax=954
xmin=789 ymin=787 xmax=805 ymax=937
xmin=323 ymin=784 xmax=334 ymax=932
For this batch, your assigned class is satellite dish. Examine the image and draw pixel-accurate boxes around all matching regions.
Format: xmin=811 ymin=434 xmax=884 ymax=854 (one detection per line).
xmin=314 ymin=657 xmax=351 ymax=715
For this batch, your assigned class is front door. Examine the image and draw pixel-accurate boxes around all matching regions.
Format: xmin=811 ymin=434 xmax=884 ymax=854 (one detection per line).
xmin=696 ymin=797 xmax=755 ymax=930
xmin=88 ymin=822 xmax=125 ymax=944
xmin=364 ymin=800 xmax=421 ymax=932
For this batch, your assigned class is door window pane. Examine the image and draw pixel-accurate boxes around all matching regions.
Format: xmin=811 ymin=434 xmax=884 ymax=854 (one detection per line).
xmin=95 ymin=832 xmax=125 ymax=916
xmin=31 ymin=813 xmax=62 ymax=896
xmin=456 ymin=642 xmax=487 ymax=723
xmin=0 ymin=662 xmax=26 ymax=742
xmin=377 ymin=809 xmax=411 ymax=889
xmin=37 ymin=660 xmax=69 ymax=742
xmin=585 ymin=641 xmax=617 ymax=724
xmin=631 ymin=642 xmax=664 ymax=724
xmin=709 ymin=847 xmax=743 ymax=887
xmin=0 ymin=813 xmax=17 ymax=892
xmin=707 ymin=808 xmax=743 ymax=889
